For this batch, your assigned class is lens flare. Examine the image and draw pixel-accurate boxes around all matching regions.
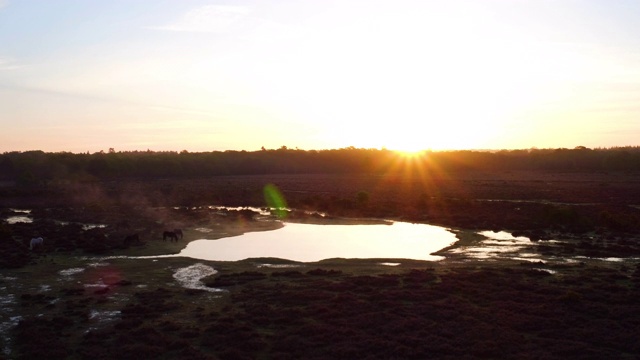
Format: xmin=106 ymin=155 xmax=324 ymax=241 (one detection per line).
xmin=264 ymin=183 xmax=288 ymax=218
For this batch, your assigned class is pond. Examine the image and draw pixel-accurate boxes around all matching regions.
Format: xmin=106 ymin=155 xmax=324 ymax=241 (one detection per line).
xmin=178 ymin=221 xmax=457 ymax=262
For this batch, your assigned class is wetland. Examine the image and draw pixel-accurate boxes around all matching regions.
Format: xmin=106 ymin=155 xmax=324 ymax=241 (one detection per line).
xmin=2 ymin=148 xmax=640 ymax=359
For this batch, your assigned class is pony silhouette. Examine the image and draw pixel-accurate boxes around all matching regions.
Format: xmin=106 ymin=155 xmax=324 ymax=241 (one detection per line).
xmin=30 ymin=237 xmax=44 ymax=250
xmin=123 ymin=233 xmax=139 ymax=247
xmin=163 ymin=231 xmax=178 ymax=242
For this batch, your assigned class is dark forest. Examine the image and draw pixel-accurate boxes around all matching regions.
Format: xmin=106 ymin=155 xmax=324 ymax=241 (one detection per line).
xmin=2 ymin=146 xmax=640 ymax=184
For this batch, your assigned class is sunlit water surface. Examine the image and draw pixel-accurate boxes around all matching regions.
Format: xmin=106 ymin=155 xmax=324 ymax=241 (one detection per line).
xmin=178 ymin=222 xmax=456 ymax=262
xmin=4 ymin=209 xmax=32 ymax=224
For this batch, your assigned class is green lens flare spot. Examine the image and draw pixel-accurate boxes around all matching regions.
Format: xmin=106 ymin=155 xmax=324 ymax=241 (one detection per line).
xmin=264 ymin=183 xmax=288 ymax=218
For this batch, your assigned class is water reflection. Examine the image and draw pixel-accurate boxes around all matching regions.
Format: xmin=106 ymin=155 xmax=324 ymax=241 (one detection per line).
xmin=178 ymin=222 xmax=456 ymax=262
xmin=173 ymin=263 xmax=223 ymax=293
xmin=4 ymin=209 xmax=33 ymax=224
xmin=5 ymin=216 xmax=32 ymax=224
xmin=448 ymin=231 xmax=535 ymax=260
xmin=81 ymin=223 xmax=107 ymax=231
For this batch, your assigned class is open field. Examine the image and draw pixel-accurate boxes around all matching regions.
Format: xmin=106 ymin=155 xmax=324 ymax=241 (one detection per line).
xmin=1 ymin=170 xmax=640 ymax=359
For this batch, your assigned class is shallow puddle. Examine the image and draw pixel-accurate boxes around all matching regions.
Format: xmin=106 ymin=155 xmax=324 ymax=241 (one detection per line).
xmin=256 ymin=263 xmax=303 ymax=269
xmin=5 ymin=216 xmax=32 ymax=224
xmin=82 ymin=223 xmax=107 ymax=230
xmin=0 ymin=315 xmax=21 ymax=356
xmin=59 ymin=268 xmax=85 ymax=277
xmin=89 ymin=309 xmax=121 ymax=321
xmin=173 ymin=263 xmax=223 ymax=293
xmin=448 ymin=230 xmax=538 ymax=261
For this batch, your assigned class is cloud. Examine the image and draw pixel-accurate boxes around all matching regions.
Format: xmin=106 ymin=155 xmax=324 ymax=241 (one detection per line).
xmin=0 ymin=57 xmax=21 ymax=70
xmin=149 ymin=5 xmax=251 ymax=33
xmin=148 ymin=105 xmax=218 ymax=117
xmin=0 ymin=0 xmax=7 ymax=10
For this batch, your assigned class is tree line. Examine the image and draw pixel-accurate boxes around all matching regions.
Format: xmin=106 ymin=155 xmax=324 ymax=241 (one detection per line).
xmin=1 ymin=146 xmax=640 ymax=184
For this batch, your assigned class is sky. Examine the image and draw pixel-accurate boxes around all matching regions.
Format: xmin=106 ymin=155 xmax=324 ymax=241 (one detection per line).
xmin=1 ymin=0 xmax=640 ymax=153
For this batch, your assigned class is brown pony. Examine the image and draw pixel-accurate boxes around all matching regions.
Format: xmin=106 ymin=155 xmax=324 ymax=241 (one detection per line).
xmin=163 ymin=231 xmax=178 ymax=242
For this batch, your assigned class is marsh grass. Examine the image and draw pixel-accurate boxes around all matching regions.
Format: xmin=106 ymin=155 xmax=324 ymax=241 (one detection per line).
xmin=5 ymin=240 xmax=640 ymax=359
xmin=3 ymin=206 xmax=640 ymax=359
xmin=2 ymin=211 xmax=446 ymax=358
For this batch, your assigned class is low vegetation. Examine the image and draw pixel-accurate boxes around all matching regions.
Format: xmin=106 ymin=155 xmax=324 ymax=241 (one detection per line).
xmin=7 ymin=260 xmax=640 ymax=359
xmin=1 ymin=147 xmax=640 ymax=358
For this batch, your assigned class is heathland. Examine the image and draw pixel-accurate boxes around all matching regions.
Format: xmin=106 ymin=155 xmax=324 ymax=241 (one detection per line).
xmin=1 ymin=147 xmax=640 ymax=359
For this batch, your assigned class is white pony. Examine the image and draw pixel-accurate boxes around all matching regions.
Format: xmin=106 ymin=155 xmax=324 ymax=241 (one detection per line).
xmin=29 ymin=237 xmax=44 ymax=250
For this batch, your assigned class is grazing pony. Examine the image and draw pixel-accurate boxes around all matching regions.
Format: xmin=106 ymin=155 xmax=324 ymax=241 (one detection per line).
xmin=163 ymin=231 xmax=178 ymax=242
xmin=123 ymin=233 xmax=139 ymax=247
xmin=173 ymin=228 xmax=183 ymax=240
xmin=29 ymin=237 xmax=44 ymax=250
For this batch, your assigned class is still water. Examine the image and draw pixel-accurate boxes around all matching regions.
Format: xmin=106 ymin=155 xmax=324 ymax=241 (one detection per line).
xmin=178 ymin=222 xmax=457 ymax=262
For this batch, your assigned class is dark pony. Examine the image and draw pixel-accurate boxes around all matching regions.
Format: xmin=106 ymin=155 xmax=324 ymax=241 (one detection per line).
xmin=163 ymin=231 xmax=179 ymax=242
xmin=173 ymin=228 xmax=183 ymax=240
xmin=123 ymin=233 xmax=140 ymax=247
xmin=30 ymin=237 xmax=44 ymax=250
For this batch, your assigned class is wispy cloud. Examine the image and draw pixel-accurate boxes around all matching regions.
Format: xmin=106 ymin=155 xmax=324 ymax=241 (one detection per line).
xmin=0 ymin=0 xmax=8 ymax=10
xmin=149 ymin=5 xmax=251 ymax=33
xmin=0 ymin=57 xmax=22 ymax=70
xmin=148 ymin=105 xmax=218 ymax=117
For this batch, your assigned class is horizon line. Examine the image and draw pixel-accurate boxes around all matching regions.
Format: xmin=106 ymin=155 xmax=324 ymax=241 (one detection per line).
xmin=4 ymin=145 xmax=640 ymax=155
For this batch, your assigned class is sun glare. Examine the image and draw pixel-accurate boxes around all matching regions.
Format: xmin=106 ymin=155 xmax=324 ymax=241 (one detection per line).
xmin=394 ymin=149 xmax=427 ymax=159
xmin=191 ymin=1 xmax=622 ymax=153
